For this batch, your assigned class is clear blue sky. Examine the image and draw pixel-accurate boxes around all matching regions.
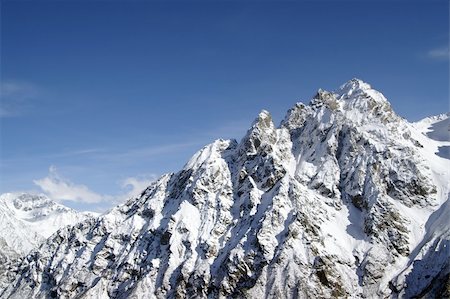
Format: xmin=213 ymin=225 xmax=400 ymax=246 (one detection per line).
xmin=1 ymin=0 xmax=448 ymax=211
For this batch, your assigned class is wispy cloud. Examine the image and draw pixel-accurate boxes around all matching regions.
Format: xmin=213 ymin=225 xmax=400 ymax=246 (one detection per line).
xmin=0 ymin=81 xmax=38 ymax=98
xmin=90 ymin=120 xmax=251 ymax=163
xmin=205 ymin=119 xmax=250 ymax=141
xmin=427 ymin=46 xmax=449 ymax=61
xmin=0 ymin=80 xmax=39 ymax=117
xmin=33 ymin=166 xmax=156 ymax=207
xmin=96 ymin=141 xmax=203 ymax=162
xmin=51 ymin=148 xmax=106 ymax=159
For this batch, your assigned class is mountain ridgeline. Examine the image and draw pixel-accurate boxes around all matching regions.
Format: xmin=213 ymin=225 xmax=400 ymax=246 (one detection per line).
xmin=1 ymin=79 xmax=449 ymax=298
xmin=0 ymin=193 xmax=96 ymax=290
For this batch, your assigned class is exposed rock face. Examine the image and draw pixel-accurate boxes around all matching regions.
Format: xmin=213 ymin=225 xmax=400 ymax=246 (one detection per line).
xmin=1 ymin=79 xmax=449 ymax=299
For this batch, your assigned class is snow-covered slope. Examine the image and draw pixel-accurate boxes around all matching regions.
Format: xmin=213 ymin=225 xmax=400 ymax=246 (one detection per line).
xmin=0 ymin=193 xmax=95 ymax=259
xmin=413 ymin=112 xmax=450 ymax=159
xmin=1 ymin=79 xmax=449 ymax=298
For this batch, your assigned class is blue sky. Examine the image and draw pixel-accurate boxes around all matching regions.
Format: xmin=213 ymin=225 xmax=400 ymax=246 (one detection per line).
xmin=1 ymin=0 xmax=448 ymax=211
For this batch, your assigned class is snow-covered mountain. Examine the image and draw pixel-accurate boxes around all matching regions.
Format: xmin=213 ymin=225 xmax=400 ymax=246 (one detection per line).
xmin=0 ymin=193 xmax=95 ymax=262
xmin=1 ymin=79 xmax=449 ymax=298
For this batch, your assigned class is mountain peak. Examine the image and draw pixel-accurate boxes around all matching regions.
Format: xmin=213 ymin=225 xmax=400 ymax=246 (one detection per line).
xmin=4 ymin=192 xmax=56 ymax=210
xmin=0 ymin=192 xmax=95 ymax=259
xmin=1 ymin=192 xmax=75 ymax=222
xmin=254 ymin=109 xmax=273 ymax=127
xmin=337 ymin=78 xmax=372 ymax=96
xmin=239 ymin=109 xmax=277 ymax=154
xmin=2 ymin=81 xmax=449 ymax=299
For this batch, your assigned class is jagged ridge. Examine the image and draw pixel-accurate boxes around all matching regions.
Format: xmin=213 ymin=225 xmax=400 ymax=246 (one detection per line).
xmin=1 ymin=79 xmax=449 ymax=299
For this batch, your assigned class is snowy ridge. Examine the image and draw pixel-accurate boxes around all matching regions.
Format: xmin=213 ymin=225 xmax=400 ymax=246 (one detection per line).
xmin=0 ymin=193 xmax=95 ymax=262
xmin=1 ymin=79 xmax=449 ymax=298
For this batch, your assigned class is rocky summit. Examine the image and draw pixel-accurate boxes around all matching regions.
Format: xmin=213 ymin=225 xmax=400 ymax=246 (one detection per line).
xmin=1 ymin=79 xmax=449 ymax=298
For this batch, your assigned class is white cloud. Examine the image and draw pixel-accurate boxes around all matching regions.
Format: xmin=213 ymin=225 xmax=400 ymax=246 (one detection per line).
xmin=34 ymin=166 xmax=103 ymax=203
xmin=33 ymin=166 xmax=157 ymax=207
xmin=427 ymin=46 xmax=449 ymax=60
xmin=120 ymin=175 xmax=157 ymax=199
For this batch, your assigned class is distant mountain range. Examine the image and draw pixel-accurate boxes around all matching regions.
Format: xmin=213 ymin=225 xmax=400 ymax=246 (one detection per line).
xmin=1 ymin=79 xmax=449 ymax=298
xmin=0 ymin=192 xmax=96 ymax=288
